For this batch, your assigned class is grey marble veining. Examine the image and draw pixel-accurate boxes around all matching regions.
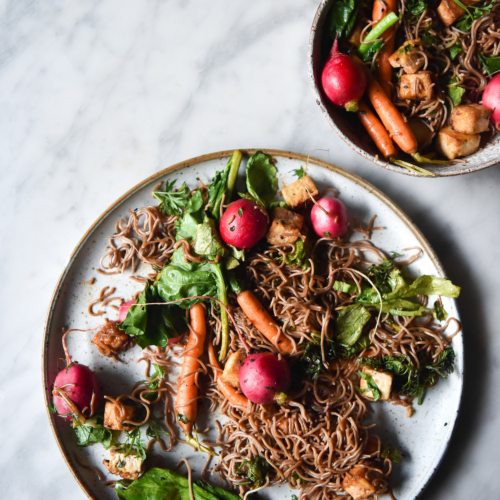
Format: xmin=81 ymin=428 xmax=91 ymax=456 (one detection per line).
xmin=1 ymin=0 xmax=499 ymax=498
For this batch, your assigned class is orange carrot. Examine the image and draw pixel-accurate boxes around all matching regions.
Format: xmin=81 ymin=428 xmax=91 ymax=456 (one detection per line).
xmin=367 ymin=79 xmax=418 ymax=154
xmin=373 ymin=0 xmax=397 ymax=97
xmin=356 ymin=100 xmax=397 ymax=159
xmin=208 ymin=342 xmax=249 ymax=411
xmin=175 ymin=303 xmax=206 ymax=434
xmin=237 ymin=291 xmax=294 ymax=354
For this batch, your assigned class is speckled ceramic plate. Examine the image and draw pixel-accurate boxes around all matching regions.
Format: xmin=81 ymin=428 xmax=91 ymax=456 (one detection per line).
xmin=42 ymin=149 xmax=463 ymax=500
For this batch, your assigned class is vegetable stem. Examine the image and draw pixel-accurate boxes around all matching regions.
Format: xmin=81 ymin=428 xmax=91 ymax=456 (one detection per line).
xmin=358 ymin=12 xmax=399 ymax=56
xmin=211 ymin=263 xmax=230 ymax=361
xmin=390 ymin=158 xmax=437 ymax=176
xmin=225 ymin=150 xmax=243 ymax=203
xmin=412 ymin=152 xmax=451 ymax=165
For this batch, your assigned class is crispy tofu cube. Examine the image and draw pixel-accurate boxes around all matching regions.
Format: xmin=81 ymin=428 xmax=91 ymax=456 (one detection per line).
xmin=399 ymin=72 xmax=434 ymax=101
xmin=437 ymin=0 xmax=478 ymax=26
xmin=360 ymin=366 xmax=393 ymax=401
xmin=220 ymin=351 xmax=245 ymax=388
xmin=342 ymin=467 xmax=377 ymax=500
xmin=281 ymin=175 xmax=319 ymax=209
xmin=103 ymin=448 xmax=143 ymax=480
xmin=389 ymin=39 xmax=424 ymax=74
xmin=104 ymin=401 xmax=135 ymax=431
xmin=266 ymin=207 xmax=304 ymax=246
xmin=451 ymin=104 xmax=491 ymax=134
xmin=435 ymin=126 xmax=480 ymax=159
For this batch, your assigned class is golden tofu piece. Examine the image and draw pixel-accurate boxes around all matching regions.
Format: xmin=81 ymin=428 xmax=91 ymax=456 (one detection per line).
xmin=389 ymin=39 xmax=424 ymax=74
xmin=266 ymin=207 xmax=304 ymax=246
xmin=437 ymin=0 xmax=478 ymax=26
xmin=103 ymin=448 xmax=143 ymax=480
xmin=104 ymin=401 xmax=135 ymax=431
xmin=281 ymin=175 xmax=319 ymax=209
xmin=360 ymin=366 xmax=393 ymax=401
xmin=451 ymin=104 xmax=491 ymax=134
xmin=399 ymin=71 xmax=434 ymax=101
xmin=342 ymin=467 xmax=377 ymax=500
xmin=220 ymin=351 xmax=245 ymax=388
xmin=348 ymin=23 xmax=363 ymax=48
xmin=435 ymin=126 xmax=480 ymax=159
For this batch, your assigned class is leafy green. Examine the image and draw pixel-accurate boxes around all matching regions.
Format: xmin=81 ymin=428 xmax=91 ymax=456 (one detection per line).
xmin=245 ymin=151 xmax=278 ymax=206
xmin=333 ymin=280 xmax=358 ymax=294
xmin=336 ymin=304 xmax=371 ymax=346
xmin=358 ymin=12 xmax=398 ymax=60
xmin=116 ymin=467 xmax=241 ymax=500
xmin=421 ymin=28 xmax=439 ymax=46
xmin=366 ymin=259 xmax=396 ymax=294
xmin=47 ymin=403 xmax=58 ymax=414
xmin=157 ymin=248 xmax=218 ymax=310
xmin=153 ymin=181 xmax=191 ymax=216
xmin=360 ymin=40 xmax=385 ymax=63
xmin=357 ymin=371 xmax=381 ymax=401
xmin=235 ymin=456 xmax=269 ymax=486
xmin=228 ymin=270 xmax=244 ymax=294
xmin=447 ymin=77 xmax=466 ymax=107
xmin=193 ymin=216 xmax=227 ymax=260
xmin=73 ymin=414 xmax=116 ymax=449
xmin=175 ymin=211 xmax=204 ymax=242
xmin=142 ymin=364 xmax=166 ymax=401
xmin=283 ymin=239 xmax=310 ymax=269
xmin=433 ymin=300 xmax=448 ymax=321
xmin=226 ymin=245 xmax=245 ymax=270
xmin=115 ymin=427 xmax=147 ymax=462
xmin=327 ymin=0 xmax=359 ymax=40
xmin=449 ymin=41 xmax=462 ymax=60
xmin=208 ymin=151 xmax=243 ymax=220
xmin=268 ymin=200 xmax=290 ymax=210
xmin=382 ymin=445 xmax=402 ymax=463
xmin=360 ymin=354 xmax=415 ymax=377
xmin=479 ymin=52 xmax=500 ymax=75
xmin=404 ymin=0 xmax=427 ymax=16
xmin=291 ymin=166 xmax=305 ymax=179
xmin=118 ymin=280 xmax=187 ymax=348
xmin=146 ymin=419 xmax=169 ymax=440
xmin=455 ymin=1 xmax=494 ymax=31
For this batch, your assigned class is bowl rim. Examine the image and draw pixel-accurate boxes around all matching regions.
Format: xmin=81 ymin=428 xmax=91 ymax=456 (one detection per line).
xmin=307 ymin=0 xmax=500 ymax=177
xmin=42 ymin=148 xmax=464 ymax=499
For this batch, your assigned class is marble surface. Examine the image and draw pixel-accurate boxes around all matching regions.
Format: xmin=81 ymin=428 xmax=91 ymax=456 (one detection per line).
xmin=1 ymin=0 xmax=499 ymax=498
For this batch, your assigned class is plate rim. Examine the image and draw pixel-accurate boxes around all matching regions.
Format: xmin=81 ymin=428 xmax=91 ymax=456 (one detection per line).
xmin=42 ymin=148 xmax=463 ymax=499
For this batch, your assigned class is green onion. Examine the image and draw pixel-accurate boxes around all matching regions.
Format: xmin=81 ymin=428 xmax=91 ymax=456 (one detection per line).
xmin=390 ymin=158 xmax=437 ymax=176
xmin=358 ymin=12 xmax=399 ymax=57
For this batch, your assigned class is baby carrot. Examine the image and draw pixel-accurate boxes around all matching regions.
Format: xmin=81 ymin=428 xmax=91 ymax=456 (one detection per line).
xmin=208 ymin=342 xmax=249 ymax=411
xmin=367 ymin=80 xmax=418 ymax=154
xmin=176 ymin=303 xmax=206 ymax=435
xmin=236 ymin=291 xmax=294 ymax=354
xmin=356 ymin=100 xmax=397 ymax=159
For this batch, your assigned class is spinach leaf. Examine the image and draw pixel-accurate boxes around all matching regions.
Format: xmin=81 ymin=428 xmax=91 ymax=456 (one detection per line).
xmin=283 ymin=239 xmax=310 ymax=269
xmin=175 ymin=211 xmax=204 ymax=242
xmin=447 ymin=77 xmax=466 ymax=106
xmin=118 ymin=280 xmax=187 ymax=348
xmin=73 ymin=414 xmax=115 ymax=449
xmin=153 ymin=181 xmax=191 ymax=216
xmin=116 ymin=467 xmax=241 ymax=500
xmin=193 ymin=216 xmax=227 ymax=260
xmin=336 ymin=304 xmax=371 ymax=346
xmin=328 ymin=0 xmax=358 ymax=40
xmin=333 ymin=280 xmax=358 ymax=294
xmin=357 ymin=371 xmax=381 ymax=401
xmin=449 ymin=41 xmax=462 ymax=60
xmin=208 ymin=150 xmax=243 ymax=220
xmin=235 ymin=456 xmax=270 ymax=486
xmin=225 ymin=245 xmax=245 ymax=270
xmin=479 ymin=52 xmax=500 ymax=75
xmin=246 ymin=151 xmax=278 ymax=206
xmin=157 ymin=250 xmax=218 ymax=310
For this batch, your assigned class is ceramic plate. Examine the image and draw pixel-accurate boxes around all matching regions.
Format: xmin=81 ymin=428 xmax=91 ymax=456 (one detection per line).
xmin=43 ymin=149 xmax=463 ymax=499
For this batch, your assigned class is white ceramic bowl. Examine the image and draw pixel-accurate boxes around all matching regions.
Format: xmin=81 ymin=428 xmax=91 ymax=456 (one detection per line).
xmin=307 ymin=0 xmax=500 ymax=177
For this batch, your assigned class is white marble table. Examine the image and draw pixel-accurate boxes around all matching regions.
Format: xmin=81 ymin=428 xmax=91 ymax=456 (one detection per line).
xmin=2 ymin=0 xmax=499 ymax=498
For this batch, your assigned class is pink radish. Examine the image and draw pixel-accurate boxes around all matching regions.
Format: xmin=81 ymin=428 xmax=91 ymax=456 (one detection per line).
xmin=53 ymin=363 xmax=102 ymax=420
xmin=321 ymin=39 xmax=367 ymax=112
xmin=311 ymin=197 xmax=349 ymax=238
xmin=239 ymin=352 xmax=291 ymax=405
xmin=482 ymin=74 xmax=500 ymax=129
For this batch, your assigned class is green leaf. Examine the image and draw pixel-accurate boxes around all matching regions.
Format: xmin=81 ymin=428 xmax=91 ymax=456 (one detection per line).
xmin=175 ymin=211 xmax=204 ymax=243
xmin=360 ymin=40 xmax=385 ymax=63
xmin=403 ymin=275 xmax=461 ymax=298
xmin=333 ymin=280 xmax=357 ymax=294
xmin=290 ymin=166 xmax=305 ymax=179
xmin=118 ymin=280 xmax=187 ymax=348
xmin=235 ymin=456 xmax=269 ymax=486
xmin=382 ymin=445 xmax=402 ymax=463
xmin=433 ymin=300 xmax=448 ymax=321
xmin=208 ymin=151 xmax=243 ymax=220
xmin=404 ymin=0 xmax=428 ymax=16
xmin=193 ymin=216 xmax=227 ymax=260
xmin=357 ymin=371 xmax=382 ymax=401
xmin=73 ymin=414 xmax=115 ymax=449
xmin=337 ymin=335 xmax=372 ymax=359
xmin=268 ymin=200 xmax=290 ymax=210
xmin=246 ymin=151 xmax=278 ymax=206
xmin=225 ymin=245 xmax=245 ymax=270
xmin=421 ymin=27 xmax=439 ymax=46
xmin=327 ymin=0 xmax=358 ymax=40
xmin=283 ymin=239 xmax=310 ymax=269
xmin=447 ymin=77 xmax=466 ymax=107
xmin=142 ymin=364 xmax=166 ymax=401
xmin=146 ymin=420 xmax=169 ymax=440
xmin=228 ymin=270 xmax=244 ymax=295
xmin=153 ymin=181 xmax=191 ymax=216
xmin=479 ymin=52 xmax=500 ymax=75
xmin=336 ymin=304 xmax=371 ymax=346
xmin=449 ymin=41 xmax=462 ymax=60
xmin=186 ymin=189 xmax=204 ymax=213
xmin=47 ymin=403 xmax=58 ymax=414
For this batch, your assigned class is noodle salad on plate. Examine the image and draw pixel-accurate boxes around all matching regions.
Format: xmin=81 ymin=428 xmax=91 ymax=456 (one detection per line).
xmin=48 ymin=150 xmax=461 ymax=500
